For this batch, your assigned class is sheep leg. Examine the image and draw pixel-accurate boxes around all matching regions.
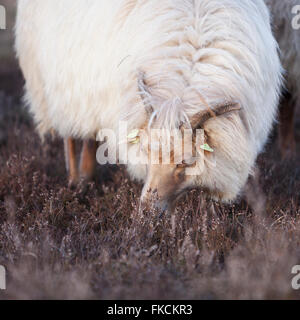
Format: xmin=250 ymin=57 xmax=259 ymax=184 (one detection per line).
xmin=64 ymin=137 xmax=79 ymax=186
xmin=244 ymin=167 xmax=266 ymax=218
xmin=278 ymin=94 xmax=296 ymax=160
xmin=79 ymin=140 xmax=98 ymax=181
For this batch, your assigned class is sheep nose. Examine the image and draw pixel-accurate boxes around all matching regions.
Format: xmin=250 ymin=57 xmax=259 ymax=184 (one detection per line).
xmin=140 ymin=196 xmax=169 ymax=215
xmin=154 ymin=200 xmax=169 ymax=214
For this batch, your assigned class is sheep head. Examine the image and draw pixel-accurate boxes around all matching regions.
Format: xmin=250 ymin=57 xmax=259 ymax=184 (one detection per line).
xmin=136 ymin=72 xmax=242 ymax=211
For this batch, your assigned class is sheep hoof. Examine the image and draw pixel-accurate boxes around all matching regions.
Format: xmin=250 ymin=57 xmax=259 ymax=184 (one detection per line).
xmin=68 ymin=176 xmax=79 ymax=189
xmin=280 ymin=145 xmax=296 ymax=161
xmin=79 ymin=173 xmax=94 ymax=183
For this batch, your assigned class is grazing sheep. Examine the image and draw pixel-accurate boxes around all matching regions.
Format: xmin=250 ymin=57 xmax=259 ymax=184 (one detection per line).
xmin=15 ymin=0 xmax=282 ymax=209
xmin=266 ymin=0 xmax=300 ymax=159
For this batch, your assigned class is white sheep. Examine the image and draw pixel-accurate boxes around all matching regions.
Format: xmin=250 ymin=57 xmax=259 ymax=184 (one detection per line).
xmin=15 ymin=0 xmax=282 ymax=209
xmin=265 ymin=0 xmax=300 ymax=159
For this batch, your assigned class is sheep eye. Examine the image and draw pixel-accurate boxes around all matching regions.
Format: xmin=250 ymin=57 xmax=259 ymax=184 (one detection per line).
xmin=177 ymin=159 xmax=196 ymax=168
xmin=176 ymin=161 xmax=188 ymax=169
xmin=174 ymin=166 xmax=186 ymax=182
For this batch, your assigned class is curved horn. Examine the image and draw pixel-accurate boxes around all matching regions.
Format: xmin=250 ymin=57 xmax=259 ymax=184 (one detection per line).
xmin=138 ymin=71 xmax=154 ymax=116
xmin=190 ymin=101 xmax=241 ymax=129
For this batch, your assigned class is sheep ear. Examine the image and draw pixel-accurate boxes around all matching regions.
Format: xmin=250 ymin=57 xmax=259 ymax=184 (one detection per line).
xmin=190 ymin=101 xmax=241 ymax=129
xmin=138 ymin=71 xmax=154 ymax=116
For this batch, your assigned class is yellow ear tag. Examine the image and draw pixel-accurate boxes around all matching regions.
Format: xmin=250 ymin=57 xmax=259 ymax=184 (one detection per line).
xmin=127 ymin=129 xmax=140 ymax=144
xmin=200 ymin=143 xmax=214 ymax=153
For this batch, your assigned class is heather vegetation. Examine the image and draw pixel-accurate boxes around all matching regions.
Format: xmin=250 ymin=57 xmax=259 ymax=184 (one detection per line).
xmin=0 ymin=0 xmax=299 ymax=299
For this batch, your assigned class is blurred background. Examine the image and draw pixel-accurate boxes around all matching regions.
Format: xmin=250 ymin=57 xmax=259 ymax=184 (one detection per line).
xmin=0 ymin=0 xmax=23 ymax=97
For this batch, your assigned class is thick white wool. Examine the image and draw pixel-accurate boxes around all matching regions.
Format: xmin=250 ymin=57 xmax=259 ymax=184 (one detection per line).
xmin=15 ymin=0 xmax=282 ymax=201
